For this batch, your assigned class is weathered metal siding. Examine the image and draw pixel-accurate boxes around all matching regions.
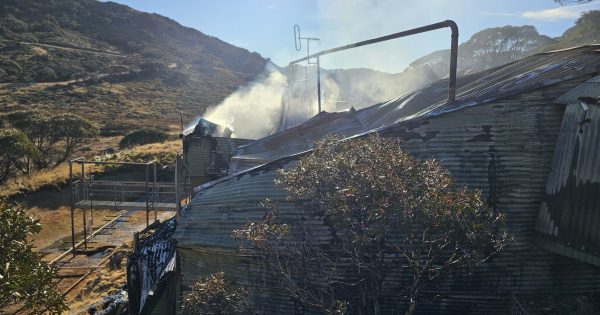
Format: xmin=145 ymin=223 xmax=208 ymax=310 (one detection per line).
xmin=175 ymin=83 xmax=600 ymax=314
xmin=176 ymin=158 xmax=334 ymax=314
xmin=380 ymin=81 xmax=600 ymax=306
xmin=535 ymin=101 xmax=600 ymax=266
xmin=231 ymin=110 xmax=366 ymax=173
xmin=555 ymin=75 xmax=600 ymax=104
xmin=183 ymin=136 xmax=251 ymax=185
xmin=174 ymin=47 xmax=600 ymax=313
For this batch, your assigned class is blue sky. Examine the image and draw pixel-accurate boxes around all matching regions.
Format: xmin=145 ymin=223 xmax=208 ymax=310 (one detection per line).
xmin=106 ymin=0 xmax=600 ymax=73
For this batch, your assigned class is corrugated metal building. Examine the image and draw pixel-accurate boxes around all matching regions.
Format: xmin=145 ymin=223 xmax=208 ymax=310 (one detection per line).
xmin=145 ymin=46 xmax=600 ymax=314
xmin=182 ymin=118 xmax=252 ymax=186
xmin=535 ymin=75 xmax=600 ymax=267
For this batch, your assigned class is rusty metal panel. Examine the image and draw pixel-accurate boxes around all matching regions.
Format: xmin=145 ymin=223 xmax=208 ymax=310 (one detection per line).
xmin=555 ymin=75 xmax=600 ymax=104
xmin=184 ymin=136 xmax=251 ymax=179
xmin=535 ymin=99 xmax=600 ymax=266
xmin=233 ymin=110 xmax=366 ymax=166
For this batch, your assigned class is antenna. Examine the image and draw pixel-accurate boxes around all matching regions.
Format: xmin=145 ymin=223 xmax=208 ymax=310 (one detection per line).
xmin=294 ymin=24 xmax=302 ymax=51
xmin=292 ymin=24 xmax=322 ymax=113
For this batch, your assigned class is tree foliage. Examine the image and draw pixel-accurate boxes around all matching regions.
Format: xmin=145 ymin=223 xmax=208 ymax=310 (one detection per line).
xmin=0 ymin=129 xmax=40 ymax=183
xmin=49 ymin=113 xmax=98 ymax=163
xmin=236 ymin=135 xmax=507 ymax=315
xmin=460 ymin=25 xmax=555 ymax=71
xmin=181 ymin=272 xmax=248 ymax=315
xmin=0 ymin=109 xmax=97 ymax=170
xmin=554 ymin=10 xmax=600 ymax=48
xmin=0 ymin=200 xmax=66 ymax=313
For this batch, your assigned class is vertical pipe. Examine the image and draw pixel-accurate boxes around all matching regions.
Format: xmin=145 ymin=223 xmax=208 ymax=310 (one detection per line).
xmin=175 ymin=154 xmax=181 ymax=211
xmin=288 ymin=20 xmax=460 ymax=103
xmin=69 ymin=160 xmax=75 ymax=257
xmin=114 ymin=181 xmax=117 ymax=211
xmin=316 ymin=57 xmax=322 ymax=113
xmin=448 ymin=21 xmax=459 ymax=102
xmin=89 ymin=167 xmax=93 ymax=238
xmin=81 ymin=162 xmax=87 ymax=250
xmin=153 ymin=162 xmax=157 ymax=222
xmin=145 ymin=164 xmax=149 ymax=228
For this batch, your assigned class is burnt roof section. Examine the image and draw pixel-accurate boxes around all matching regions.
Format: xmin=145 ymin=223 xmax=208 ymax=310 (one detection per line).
xmin=183 ymin=117 xmax=233 ymax=138
xmin=234 ymin=45 xmax=600 ymax=164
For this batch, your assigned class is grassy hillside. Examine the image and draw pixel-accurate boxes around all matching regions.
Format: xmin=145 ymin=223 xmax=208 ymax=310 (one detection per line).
xmin=0 ymin=0 xmax=267 ymax=133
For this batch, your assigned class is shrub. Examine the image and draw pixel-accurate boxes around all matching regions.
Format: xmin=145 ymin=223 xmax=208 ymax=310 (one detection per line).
xmin=235 ymin=135 xmax=507 ymax=315
xmin=119 ymin=128 xmax=168 ymax=148
xmin=0 ymin=200 xmax=66 ymax=313
xmin=181 ymin=272 xmax=248 ymax=315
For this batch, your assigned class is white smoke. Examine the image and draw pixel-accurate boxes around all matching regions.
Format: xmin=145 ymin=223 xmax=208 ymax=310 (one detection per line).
xmin=202 ymin=61 xmax=435 ymax=139
xmin=203 ymin=65 xmax=287 ymax=139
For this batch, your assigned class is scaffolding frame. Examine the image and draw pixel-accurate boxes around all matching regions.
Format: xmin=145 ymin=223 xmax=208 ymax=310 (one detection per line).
xmin=68 ymin=158 xmax=177 ymax=256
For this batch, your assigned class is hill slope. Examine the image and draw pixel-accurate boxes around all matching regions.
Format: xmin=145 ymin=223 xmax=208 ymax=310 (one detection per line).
xmin=0 ymin=0 xmax=267 ymax=133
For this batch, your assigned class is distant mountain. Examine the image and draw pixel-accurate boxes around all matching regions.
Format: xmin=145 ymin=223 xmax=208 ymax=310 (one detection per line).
xmin=0 ymin=0 xmax=267 ymax=133
xmin=545 ymin=10 xmax=600 ymax=50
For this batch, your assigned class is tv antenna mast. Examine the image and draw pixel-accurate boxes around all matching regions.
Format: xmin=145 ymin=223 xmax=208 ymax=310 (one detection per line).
xmin=294 ymin=24 xmax=322 ymax=113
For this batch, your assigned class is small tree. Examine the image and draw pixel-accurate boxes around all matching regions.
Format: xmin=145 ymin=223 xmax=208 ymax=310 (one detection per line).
xmin=0 ymin=129 xmax=40 ymax=183
xmin=2 ymin=110 xmax=53 ymax=169
xmin=49 ymin=113 xmax=98 ymax=164
xmin=236 ymin=135 xmax=507 ymax=315
xmin=181 ymin=272 xmax=248 ymax=315
xmin=1 ymin=110 xmax=97 ymax=168
xmin=0 ymin=200 xmax=66 ymax=313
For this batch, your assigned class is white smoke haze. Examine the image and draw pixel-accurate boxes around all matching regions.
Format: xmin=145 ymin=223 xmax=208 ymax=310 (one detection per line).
xmin=202 ymin=61 xmax=436 ymax=140
xmin=202 ymin=0 xmax=460 ymax=140
xmin=203 ymin=65 xmax=287 ymax=139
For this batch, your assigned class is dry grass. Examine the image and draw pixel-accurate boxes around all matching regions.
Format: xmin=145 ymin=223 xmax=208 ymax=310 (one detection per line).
xmin=102 ymin=139 xmax=182 ymax=164
xmin=0 ymin=163 xmax=105 ymax=199
xmin=0 ymin=164 xmax=71 ymax=198
xmin=0 ymin=138 xmax=179 ymax=199
xmin=67 ymin=245 xmax=131 ymax=314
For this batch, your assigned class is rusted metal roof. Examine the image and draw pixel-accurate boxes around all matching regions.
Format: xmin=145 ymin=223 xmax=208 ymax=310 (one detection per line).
xmin=555 ymin=75 xmax=600 ymax=104
xmin=232 ymin=46 xmax=600 ymax=169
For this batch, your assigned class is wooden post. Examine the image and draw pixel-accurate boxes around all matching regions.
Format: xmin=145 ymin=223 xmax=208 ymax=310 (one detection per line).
xmin=69 ymin=160 xmax=75 ymax=257
xmin=154 ymin=162 xmax=157 ymax=222
xmin=81 ymin=162 xmax=87 ymax=250
xmin=175 ymin=154 xmax=181 ymax=211
xmin=145 ymin=164 xmax=149 ymax=228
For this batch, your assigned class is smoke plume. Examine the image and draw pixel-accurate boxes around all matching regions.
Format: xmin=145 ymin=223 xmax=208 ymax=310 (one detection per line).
xmin=202 ymin=61 xmax=436 ymax=139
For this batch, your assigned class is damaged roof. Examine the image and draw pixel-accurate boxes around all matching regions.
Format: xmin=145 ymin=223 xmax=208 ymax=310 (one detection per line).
xmin=234 ymin=45 xmax=600 ymax=166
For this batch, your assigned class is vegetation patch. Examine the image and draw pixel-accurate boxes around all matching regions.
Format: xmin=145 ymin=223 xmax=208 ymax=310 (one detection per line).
xmin=119 ymin=128 xmax=168 ymax=149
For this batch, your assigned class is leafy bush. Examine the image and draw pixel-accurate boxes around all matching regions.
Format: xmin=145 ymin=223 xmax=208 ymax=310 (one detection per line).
xmin=0 ymin=200 xmax=66 ymax=313
xmin=235 ymin=135 xmax=507 ymax=315
xmin=181 ymin=272 xmax=248 ymax=315
xmin=119 ymin=128 xmax=168 ymax=148
xmin=1 ymin=109 xmax=97 ymax=168
xmin=0 ymin=128 xmax=40 ymax=183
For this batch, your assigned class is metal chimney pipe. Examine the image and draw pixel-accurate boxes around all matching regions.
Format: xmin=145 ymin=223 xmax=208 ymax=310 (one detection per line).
xmin=289 ymin=20 xmax=459 ymax=102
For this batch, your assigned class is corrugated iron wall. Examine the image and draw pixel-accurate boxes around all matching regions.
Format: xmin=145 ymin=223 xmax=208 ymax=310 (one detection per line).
xmin=175 ymin=78 xmax=600 ymax=314
xmin=183 ymin=136 xmax=251 ymax=186
xmin=535 ymin=101 xmax=600 ymax=266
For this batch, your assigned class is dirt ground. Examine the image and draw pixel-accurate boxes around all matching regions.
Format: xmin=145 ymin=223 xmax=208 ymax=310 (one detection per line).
xmin=7 ymin=184 xmax=176 ymax=314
